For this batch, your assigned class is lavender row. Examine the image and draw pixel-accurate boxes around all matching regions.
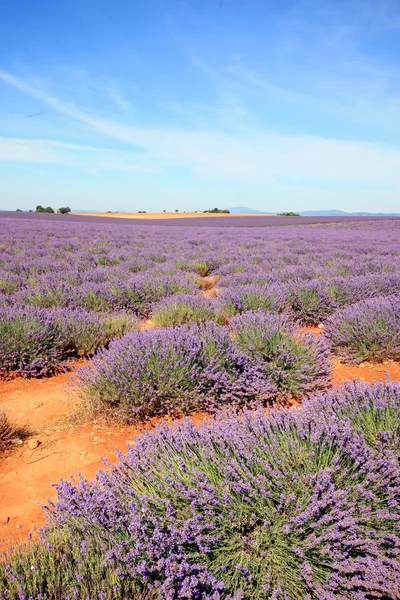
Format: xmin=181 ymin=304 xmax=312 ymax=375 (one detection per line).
xmin=216 ymin=272 xmax=400 ymax=324
xmin=77 ymin=312 xmax=331 ymax=422
xmin=2 ymin=381 xmax=400 ymax=598
xmin=2 ymin=218 xmax=400 ymax=327
xmin=0 ymin=306 xmax=137 ymax=377
xmin=324 ymin=295 xmax=400 ymax=364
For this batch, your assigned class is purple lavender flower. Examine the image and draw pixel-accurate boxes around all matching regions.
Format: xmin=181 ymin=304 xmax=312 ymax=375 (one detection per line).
xmin=324 ymin=295 xmax=400 ymax=364
xmin=2 ymin=382 xmax=400 ymax=598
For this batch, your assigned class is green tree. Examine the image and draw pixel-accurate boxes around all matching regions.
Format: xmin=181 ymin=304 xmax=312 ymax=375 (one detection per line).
xmin=36 ymin=205 xmax=54 ymax=213
xmin=58 ymin=207 xmax=71 ymax=214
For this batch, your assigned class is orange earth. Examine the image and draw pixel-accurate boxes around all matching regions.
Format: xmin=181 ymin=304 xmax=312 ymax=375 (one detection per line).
xmin=1 ymin=352 xmax=400 ymax=551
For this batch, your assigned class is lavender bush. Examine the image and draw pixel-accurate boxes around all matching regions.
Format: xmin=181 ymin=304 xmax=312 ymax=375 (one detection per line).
xmin=1 ymin=216 xmax=400 ymax=334
xmin=0 ymin=306 xmax=68 ymax=377
xmin=76 ymin=323 xmax=276 ymax=422
xmin=60 ymin=310 xmax=138 ymax=356
xmin=2 ymin=381 xmax=400 ymax=599
xmin=286 ymin=280 xmax=335 ymax=325
xmin=0 ymin=306 xmax=137 ymax=377
xmin=324 ymin=295 xmax=400 ymax=364
xmin=151 ymin=294 xmax=225 ymax=327
xmin=77 ymin=317 xmax=330 ymax=422
xmin=218 ymin=283 xmax=287 ymax=316
xmin=230 ymin=311 xmax=332 ymax=398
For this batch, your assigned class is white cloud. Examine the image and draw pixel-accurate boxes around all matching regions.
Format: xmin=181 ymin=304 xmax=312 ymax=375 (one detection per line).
xmin=2 ymin=69 xmax=400 ymax=189
xmin=107 ymin=89 xmax=131 ymax=111
xmin=0 ymin=137 xmax=155 ymax=173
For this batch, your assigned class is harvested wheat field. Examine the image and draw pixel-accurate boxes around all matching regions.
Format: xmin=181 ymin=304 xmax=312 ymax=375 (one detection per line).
xmin=1 ymin=214 xmax=400 ymax=598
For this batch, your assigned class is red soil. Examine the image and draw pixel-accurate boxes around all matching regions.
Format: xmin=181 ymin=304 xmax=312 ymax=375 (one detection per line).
xmin=332 ymin=358 xmax=400 ymax=386
xmin=1 ymin=350 xmax=400 ymax=551
xmin=0 ymin=371 xmax=208 ymax=551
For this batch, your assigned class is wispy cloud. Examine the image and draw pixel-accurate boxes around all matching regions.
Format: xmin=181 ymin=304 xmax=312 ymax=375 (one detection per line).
xmin=2 ymin=69 xmax=400 ymax=190
xmin=191 ymin=102 xmax=247 ymax=116
xmin=107 ymin=88 xmax=131 ymax=111
xmin=0 ymin=137 xmax=155 ymax=173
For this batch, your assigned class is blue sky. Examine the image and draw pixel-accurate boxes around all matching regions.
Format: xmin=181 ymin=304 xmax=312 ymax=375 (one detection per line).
xmin=1 ymin=0 xmax=400 ymax=212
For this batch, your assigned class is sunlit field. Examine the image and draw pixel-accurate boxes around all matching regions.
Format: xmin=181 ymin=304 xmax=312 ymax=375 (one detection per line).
xmin=1 ymin=215 xmax=400 ymax=599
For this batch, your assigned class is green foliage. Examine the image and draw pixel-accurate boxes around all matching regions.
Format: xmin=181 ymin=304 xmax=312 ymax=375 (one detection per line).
xmin=3 ymin=383 xmax=400 ymax=598
xmin=152 ymin=299 xmax=224 ymax=328
xmin=231 ymin=312 xmax=331 ymax=398
xmin=204 ymin=207 xmax=230 ymax=213
xmin=58 ymin=207 xmax=71 ymax=214
xmin=192 ymin=261 xmax=211 ymax=277
xmin=0 ymin=532 xmax=155 ymax=600
xmin=35 ymin=205 xmax=55 ymax=213
xmin=0 ymin=311 xmax=66 ymax=377
xmin=278 ymin=212 xmax=300 ymax=216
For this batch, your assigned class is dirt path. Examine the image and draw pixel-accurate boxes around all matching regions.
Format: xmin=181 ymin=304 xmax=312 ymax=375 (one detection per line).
xmin=1 ymin=342 xmax=400 ymax=551
xmin=0 ymin=372 xmax=179 ymax=550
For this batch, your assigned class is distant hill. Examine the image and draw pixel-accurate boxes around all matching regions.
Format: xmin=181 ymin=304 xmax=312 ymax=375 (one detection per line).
xmin=300 ymin=210 xmax=400 ymax=216
xmin=224 ymin=206 xmax=267 ymax=214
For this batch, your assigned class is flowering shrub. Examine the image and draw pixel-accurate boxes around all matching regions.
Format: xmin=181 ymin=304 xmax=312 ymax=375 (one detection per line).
xmin=1 ymin=217 xmax=400 ymax=338
xmin=151 ymin=294 xmax=225 ymax=327
xmin=230 ymin=311 xmax=331 ymax=398
xmin=324 ymin=295 xmax=400 ymax=364
xmin=76 ymin=323 xmax=276 ymax=422
xmin=77 ymin=317 xmax=330 ymax=422
xmin=218 ymin=283 xmax=287 ymax=316
xmin=60 ymin=310 xmax=138 ymax=356
xmin=0 ymin=306 xmax=137 ymax=377
xmin=12 ymin=274 xmax=197 ymax=317
xmin=286 ymin=280 xmax=335 ymax=324
xmin=285 ymin=273 xmax=400 ymax=325
xmin=2 ymin=381 xmax=400 ymax=598
xmin=0 ymin=306 xmax=67 ymax=377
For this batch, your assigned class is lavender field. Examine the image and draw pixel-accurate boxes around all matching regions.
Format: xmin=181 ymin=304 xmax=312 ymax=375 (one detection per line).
xmin=1 ymin=215 xmax=400 ymax=598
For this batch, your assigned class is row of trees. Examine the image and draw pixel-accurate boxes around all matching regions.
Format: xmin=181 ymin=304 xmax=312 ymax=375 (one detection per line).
xmin=35 ymin=206 xmax=71 ymax=214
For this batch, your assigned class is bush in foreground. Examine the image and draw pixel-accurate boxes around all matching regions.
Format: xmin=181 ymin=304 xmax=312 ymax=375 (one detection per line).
xmin=324 ymin=295 xmax=400 ymax=364
xmin=0 ymin=306 xmax=137 ymax=377
xmin=2 ymin=381 xmax=400 ymax=599
xmin=77 ymin=316 xmax=330 ymax=422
